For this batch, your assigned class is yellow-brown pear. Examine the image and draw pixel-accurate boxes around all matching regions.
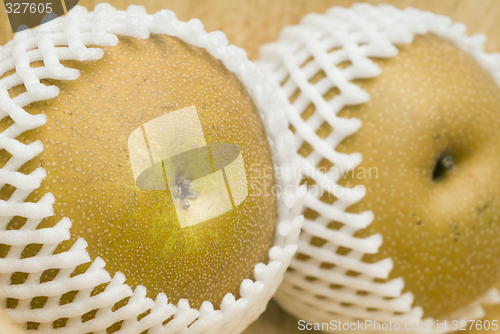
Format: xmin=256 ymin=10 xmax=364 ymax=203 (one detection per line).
xmin=300 ymin=34 xmax=500 ymax=318
xmin=1 ymin=34 xmax=277 ymax=311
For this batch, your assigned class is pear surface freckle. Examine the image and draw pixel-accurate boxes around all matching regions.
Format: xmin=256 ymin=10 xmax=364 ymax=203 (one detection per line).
xmin=1 ymin=34 xmax=277 ymax=309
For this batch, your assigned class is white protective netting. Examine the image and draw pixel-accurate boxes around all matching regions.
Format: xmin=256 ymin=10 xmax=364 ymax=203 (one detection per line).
xmin=257 ymin=3 xmax=500 ymax=333
xmin=0 ymin=4 xmax=303 ymax=333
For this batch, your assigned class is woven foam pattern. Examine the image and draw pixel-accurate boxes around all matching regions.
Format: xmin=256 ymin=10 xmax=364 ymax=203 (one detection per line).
xmin=257 ymin=3 xmax=500 ymax=333
xmin=0 ymin=4 xmax=303 ymax=333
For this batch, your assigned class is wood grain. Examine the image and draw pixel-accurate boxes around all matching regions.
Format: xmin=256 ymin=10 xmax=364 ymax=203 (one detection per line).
xmin=1 ymin=1 xmax=500 ymax=333
xmin=2 ymin=0 xmax=500 ymax=57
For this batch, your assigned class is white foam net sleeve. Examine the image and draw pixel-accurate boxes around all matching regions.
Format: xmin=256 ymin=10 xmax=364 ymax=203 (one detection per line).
xmin=257 ymin=3 xmax=500 ymax=334
xmin=0 ymin=4 xmax=304 ymax=333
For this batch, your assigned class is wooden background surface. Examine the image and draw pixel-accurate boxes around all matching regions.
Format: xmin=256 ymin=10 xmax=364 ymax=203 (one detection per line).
xmin=2 ymin=0 xmax=500 ymax=333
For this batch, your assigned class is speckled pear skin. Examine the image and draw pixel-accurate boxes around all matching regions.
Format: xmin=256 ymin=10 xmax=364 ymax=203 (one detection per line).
xmin=303 ymin=34 xmax=500 ymax=317
xmin=1 ymin=34 xmax=277 ymax=309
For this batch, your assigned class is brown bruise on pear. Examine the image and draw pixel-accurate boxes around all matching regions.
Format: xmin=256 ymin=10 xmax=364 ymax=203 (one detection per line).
xmin=0 ymin=34 xmax=277 ymax=309
xmin=299 ymin=34 xmax=500 ymax=318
